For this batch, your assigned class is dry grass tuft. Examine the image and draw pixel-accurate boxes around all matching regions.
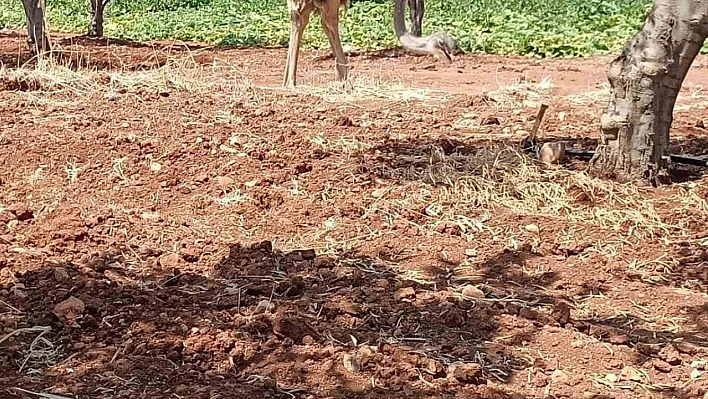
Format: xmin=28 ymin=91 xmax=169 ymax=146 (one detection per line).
xmin=367 ymin=144 xmax=675 ymax=240
xmin=0 ymin=55 xmax=250 ymax=102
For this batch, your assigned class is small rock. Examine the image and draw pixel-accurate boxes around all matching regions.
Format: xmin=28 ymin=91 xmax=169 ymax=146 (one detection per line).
xmin=53 ymin=296 xmax=85 ymax=323
xmin=394 ymin=287 xmax=416 ymax=301
xmin=141 ymin=212 xmax=160 ymax=220
xmin=434 ymin=222 xmax=461 ymax=236
xmin=481 ymin=116 xmax=500 ymax=125
xmin=609 ymin=334 xmax=630 ymax=346
xmin=539 ymin=141 xmax=566 ymax=164
xmin=150 ymin=162 xmax=162 ymax=173
xmin=652 ymin=359 xmax=672 ymax=373
xmin=524 ymin=224 xmax=540 ymax=233
xmin=371 ymin=188 xmax=387 ymax=198
xmin=583 ymin=392 xmax=597 ymax=399
xmin=195 ymin=174 xmax=209 ymax=183
xmin=0 ymin=209 xmax=15 ymax=224
xmin=461 ymin=285 xmax=485 ymax=299
xmin=11 ymin=205 xmax=33 ymax=222
xmin=294 ymin=163 xmax=312 ymax=174
xmin=255 ymin=300 xmax=275 ymax=313
xmin=180 ymin=247 xmax=199 ymax=263
xmin=676 ymin=341 xmax=700 ymax=355
xmin=697 ymin=119 xmax=705 ymax=129
xmin=620 ymin=366 xmax=643 ymax=382
xmin=139 ymin=246 xmax=162 ymax=257
xmin=356 ymin=346 xmax=375 ymax=366
xmin=10 ymin=284 xmax=26 ymax=299
xmin=533 ymin=370 xmax=549 ymax=387
xmin=302 ymin=335 xmax=315 ymax=345
xmin=336 ymin=115 xmax=355 ymax=127
xmin=0 ymin=267 xmax=13 ymax=279
xmin=343 ymin=353 xmax=360 ymax=373
xmin=449 ymin=362 xmax=483 ymax=384
xmin=53 ymin=267 xmax=70 ymax=283
xmin=215 ymin=176 xmax=235 ymax=188
xmin=158 ymin=253 xmax=181 ymax=269
xmin=550 ymin=369 xmax=569 ymax=384
xmin=341 ymin=302 xmax=362 ymax=316
xmin=570 ymin=340 xmax=584 ymax=348
xmin=659 ymin=344 xmax=682 ymax=365
xmin=551 ymin=301 xmax=571 ymax=325
xmin=603 ymin=373 xmax=618 ymax=383
xmin=423 ymin=357 xmax=445 ymax=376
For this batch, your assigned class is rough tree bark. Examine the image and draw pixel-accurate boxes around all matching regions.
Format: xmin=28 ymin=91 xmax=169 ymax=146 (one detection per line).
xmin=589 ymin=0 xmax=708 ymax=183
xmin=88 ymin=0 xmax=110 ymax=37
xmin=20 ymin=0 xmax=50 ymax=53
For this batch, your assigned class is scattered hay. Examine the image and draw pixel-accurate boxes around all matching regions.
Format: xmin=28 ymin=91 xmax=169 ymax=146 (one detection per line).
xmin=0 ymin=326 xmax=60 ymax=375
xmin=366 ymin=144 xmax=675 ymax=240
xmin=284 ymin=75 xmax=435 ymax=103
xmin=0 ymin=54 xmax=250 ymax=101
xmin=485 ymin=75 xmax=553 ymax=110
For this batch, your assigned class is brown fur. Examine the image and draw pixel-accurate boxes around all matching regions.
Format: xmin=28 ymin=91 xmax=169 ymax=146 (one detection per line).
xmin=283 ymin=0 xmax=349 ymax=87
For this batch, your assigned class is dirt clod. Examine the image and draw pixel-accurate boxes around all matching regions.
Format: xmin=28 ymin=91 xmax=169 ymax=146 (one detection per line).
xmin=652 ymin=359 xmax=673 ymax=373
xmin=608 ymin=334 xmax=630 ymax=346
xmin=550 ymin=369 xmax=569 ymax=384
xmin=461 ymin=285 xmax=485 ymax=299
xmin=215 ymin=176 xmax=235 ymax=188
xmin=551 ymin=301 xmax=571 ymax=325
xmin=481 ymin=116 xmax=500 ymax=125
xmin=343 ymin=353 xmax=360 ymax=374
xmin=0 ymin=209 xmax=15 ymax=224
xmin=158 ymin=253 xmax=182 ymax=269
xmin=659 ymin=344 xmax=682 ymax=365
xmin=449 ymin=362 xmax=483 ymax=384
xmin=53 ymin=296 xmax=85 ymax=323
xmin=394 ymin=287 xmax=415 ymax=301
xmin=10 ymin=205 xmax=33 ymax=221
xmin=53 ymin=267 xmax=70 ymax=283
xmin=620 ymin=366 xmax=642 ymax=382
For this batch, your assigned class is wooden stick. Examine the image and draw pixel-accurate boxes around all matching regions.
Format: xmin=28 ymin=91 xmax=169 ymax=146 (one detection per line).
xmin=528 ymin=103 xmax=549 ymax=144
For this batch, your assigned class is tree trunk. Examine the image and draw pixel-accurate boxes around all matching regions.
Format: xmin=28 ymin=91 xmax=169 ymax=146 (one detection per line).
xmin=20 ymin=0 xmax=50 ymax=53
xmin=589 ymin=0 xmax=708 ymax=183
xmin=88 ymin=0 xmax=109 ymax=37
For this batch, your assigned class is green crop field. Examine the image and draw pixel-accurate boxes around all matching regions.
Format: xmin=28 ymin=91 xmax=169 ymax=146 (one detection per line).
xmin=0 ymin=0 xmax=652 ymax=57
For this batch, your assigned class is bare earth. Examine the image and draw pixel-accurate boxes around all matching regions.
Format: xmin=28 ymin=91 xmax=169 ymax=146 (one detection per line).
xmin=2 ymin=30 xmax=708 ymax=399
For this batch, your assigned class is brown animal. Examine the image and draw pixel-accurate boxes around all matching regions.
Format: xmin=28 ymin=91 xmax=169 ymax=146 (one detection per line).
xmin=283 ymin=0 xmax=454 ymax=87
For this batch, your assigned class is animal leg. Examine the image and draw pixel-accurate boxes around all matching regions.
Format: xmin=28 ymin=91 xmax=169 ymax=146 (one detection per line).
xmin=89 ymin=0 xmax=107 ymax=37
xmin=21 ymin=0 xmax=50 ymax=53
xmin=283 ymin=2 xmax=313 ymax=87
xmin=408 ymin=0 xmax=424 ymax=37
xmin=320 ymin=0 xmax=348 ymax=81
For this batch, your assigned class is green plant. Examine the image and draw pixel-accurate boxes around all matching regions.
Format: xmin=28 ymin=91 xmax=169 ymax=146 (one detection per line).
xmin=0 ymin=0 xmax=657 ymax=57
